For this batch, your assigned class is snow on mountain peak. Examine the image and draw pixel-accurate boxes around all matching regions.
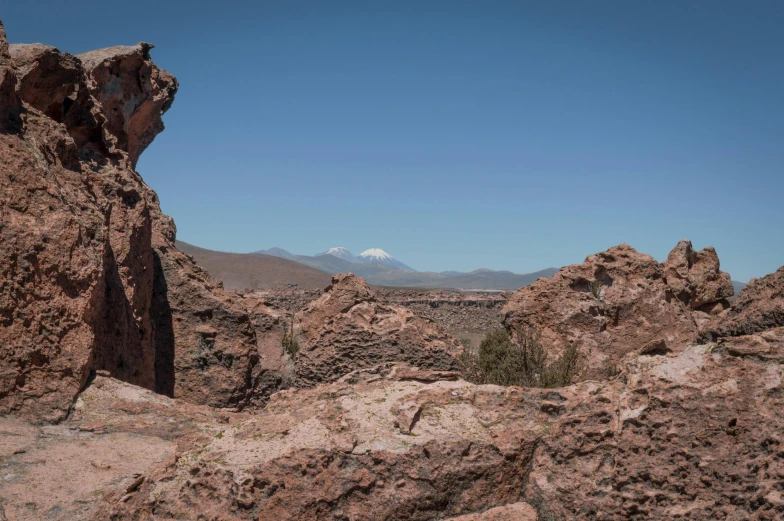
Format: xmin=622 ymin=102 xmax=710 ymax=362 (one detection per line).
xmin=359 ymin=248 xmax=393 ymax=260
xmin=325 ymin=247 xmax=351 ymax=255
xmin=320 ymin=247 xmax=357 ymax=262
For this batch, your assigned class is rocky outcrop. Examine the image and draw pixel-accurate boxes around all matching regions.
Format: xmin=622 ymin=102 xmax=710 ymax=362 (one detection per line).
xmin=663 ymin=239 xmax=734 ymax=313
xmin=699 ymin=266 xmax=784 ymax=343
xmin=292 ymin=274 xmax=463 ymax=385
xmin=719 ymin=326 xmax=784 ymax=361
xmin=3 ymin=341 xmax=774 ymax=520
xmin=503 ymin=241 xmax=734 ymax=378
xmin=0 ymin=22 xmax=263 ymax=421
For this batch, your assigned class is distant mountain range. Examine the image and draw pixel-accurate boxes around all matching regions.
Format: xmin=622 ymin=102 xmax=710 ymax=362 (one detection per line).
xmin=177 ymin=241 xmax=331 ymax=290
xmin=179 ymin=242 xmax=749 ymax=293
xmin=252 ymin=246 xmax=557 ymax=290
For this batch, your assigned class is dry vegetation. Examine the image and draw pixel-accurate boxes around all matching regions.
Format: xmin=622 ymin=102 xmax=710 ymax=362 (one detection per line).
xmin=459 ymin=326 xmax=579 ymax=388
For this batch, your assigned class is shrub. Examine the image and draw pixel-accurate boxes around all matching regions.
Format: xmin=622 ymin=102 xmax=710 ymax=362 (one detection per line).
xmin=459 ymin=326 xmax=579 ymax=388
xmin=589 ymin=279 xmax=605 ymax=299
xmin=282 ymin=321 xmax=299 ymax=357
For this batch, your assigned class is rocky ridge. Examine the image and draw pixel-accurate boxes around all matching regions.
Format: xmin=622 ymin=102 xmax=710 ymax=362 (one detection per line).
xmin=503 ymin=240 xmax=735 ymax=378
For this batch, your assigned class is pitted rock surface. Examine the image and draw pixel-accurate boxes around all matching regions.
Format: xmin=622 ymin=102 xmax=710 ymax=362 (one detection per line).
xmin=12 ymin=344 xmax=773 ymax=521
xmin=699 ymin=266 xmax=784 ymax=343
xmin=0 ymin=22 xmax=266 ymax=420
xmin=503 ymin=241 xmax=734 ymax=379
xmin=291 ymin=274 xmax=463 ymax=385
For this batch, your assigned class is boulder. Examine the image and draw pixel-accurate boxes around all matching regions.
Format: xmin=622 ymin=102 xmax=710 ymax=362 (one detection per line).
xmin=292 ymin=274 xmax=462 ymax=385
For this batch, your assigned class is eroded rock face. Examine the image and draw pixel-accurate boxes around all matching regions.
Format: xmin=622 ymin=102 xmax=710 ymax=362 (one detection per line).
xmin=502 ymin=241 xmax=734 ymax=378
xmin=0 ymin=22 xmax=263 ymax=421
xmin=663 ymin=239 xmax=734 ymax=312
xmin=699 ymin=266 xmax=784 ymax=343
xmin=47 ymin=342 xmax=779 ymax=521
xmin=292 ymin=274 xmax=463 ymax=385
xmin=2 ymin=316 xmax=782 ymax=519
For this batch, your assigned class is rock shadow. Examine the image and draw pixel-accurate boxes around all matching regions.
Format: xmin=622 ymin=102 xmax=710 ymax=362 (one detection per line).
xmin=151 ymin=249 xmax=175 ymax=396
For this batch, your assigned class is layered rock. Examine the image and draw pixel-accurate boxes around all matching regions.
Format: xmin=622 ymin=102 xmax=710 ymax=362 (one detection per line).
xmin=291 ymin=274 xmax=463 ymax=385
xmin=0 ymin=22 xmax=263 ymax=421
xmin=699 ymin=266 xmax=784 ymax=343
xmin=503 ymin=241 xmax=734 ymax=378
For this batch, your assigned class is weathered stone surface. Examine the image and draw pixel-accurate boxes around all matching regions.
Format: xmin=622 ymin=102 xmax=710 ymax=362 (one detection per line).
xmin=503 ymin=241 xmax=734 ymax=379
xmin=719 ymin=326 xmax=784 ymax=361
xmin=0 ymin=23 xmax=263 ymax=421
xmin=0 ymin=375 xmax=240 ymax=521
xmin=664 ymin=239 xmax=734 ymax=311
xmin=503 ymin=244 xmax=689 ymax=377
xmin=446 ymin=503 xmax=538 ymax=521
xmin=1 ymin=340 xmax=782 ymax=520
xmin=526 ymin=343 xmax=784 ymax=520
xmin=10 ymin=342 xmax=771 ymax=521
xmin=699 ymin=266 xmax=784 ymax=343
xmin=292 ymin=274 xmax=463 ymax=385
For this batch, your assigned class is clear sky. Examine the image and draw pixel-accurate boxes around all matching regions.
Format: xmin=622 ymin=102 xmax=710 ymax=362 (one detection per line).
xmin=4 ymin=1 xmax=783 ymax=281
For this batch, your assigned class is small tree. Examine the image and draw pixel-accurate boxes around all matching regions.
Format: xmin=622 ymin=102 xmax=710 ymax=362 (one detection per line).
xmin=459 ymin=326 xmax=579 ymax=388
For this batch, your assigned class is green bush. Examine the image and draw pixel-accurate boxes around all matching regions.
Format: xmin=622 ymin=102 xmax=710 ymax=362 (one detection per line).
xmin=459 ymin=326 xmax=579 ymax=388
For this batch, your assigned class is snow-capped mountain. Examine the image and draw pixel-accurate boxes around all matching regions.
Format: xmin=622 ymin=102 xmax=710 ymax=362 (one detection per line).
xmin=357 ymin=248 xmax=414 ymax=271
xmin=318 ymin=247 xmax=358 ymax=263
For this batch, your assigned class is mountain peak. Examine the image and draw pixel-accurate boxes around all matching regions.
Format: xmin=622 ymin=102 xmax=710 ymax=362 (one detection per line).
xmin=357 ymin=248 xmax=414 ymax=271
xmin=359 ymin=248 xmax=393 ymax=261
xmin=253 ymin=247 xmax=294 ymax=259
xmin=319 ymin=247 xmax=357 ymax=262
xmin=326 ymin=247 xmax=351 ymax=255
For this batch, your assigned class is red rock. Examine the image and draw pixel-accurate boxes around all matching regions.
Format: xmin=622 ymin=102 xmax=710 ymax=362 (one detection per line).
xmin=699 ymin=265 xmax=784 ymax=342
xmin=446 ymin=503 xmax=538 ymax=520
xmin=663 ymin=239 xmax=734 ymax=311
xmin=0 ymin=23 xmax=265 ymax=421
xmin=87 ymin=342 xmax=784 ymax=520
xmin=502 ymin=241 xmax=734 ymax=379
xmin=719 ymin=326 xmax=784 ymax=361
xmin=292 ymin=274 xmax=463 ymax=385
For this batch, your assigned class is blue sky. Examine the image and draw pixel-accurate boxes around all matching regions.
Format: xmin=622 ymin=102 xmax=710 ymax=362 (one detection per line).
xmin=4 ymin=1 xmax=783 ymax=281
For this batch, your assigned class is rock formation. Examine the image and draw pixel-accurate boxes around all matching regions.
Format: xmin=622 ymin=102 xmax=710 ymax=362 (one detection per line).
xmin=4 ymin=336 xmax=780 ymax=520
xmin=699 ymin=266 xmax=784 ymax=343
xmin=3 ymin=20 xmax=784 ymax=521
xmin=292 ymin=274 xmax=463 ymax=385
xmin=0 ymin=21 xmax=264 ymax=421
xmin=503 ymin=241 xmax=734 ymax=378
xmin=663 ymin=239 xmax=734 ymax=314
